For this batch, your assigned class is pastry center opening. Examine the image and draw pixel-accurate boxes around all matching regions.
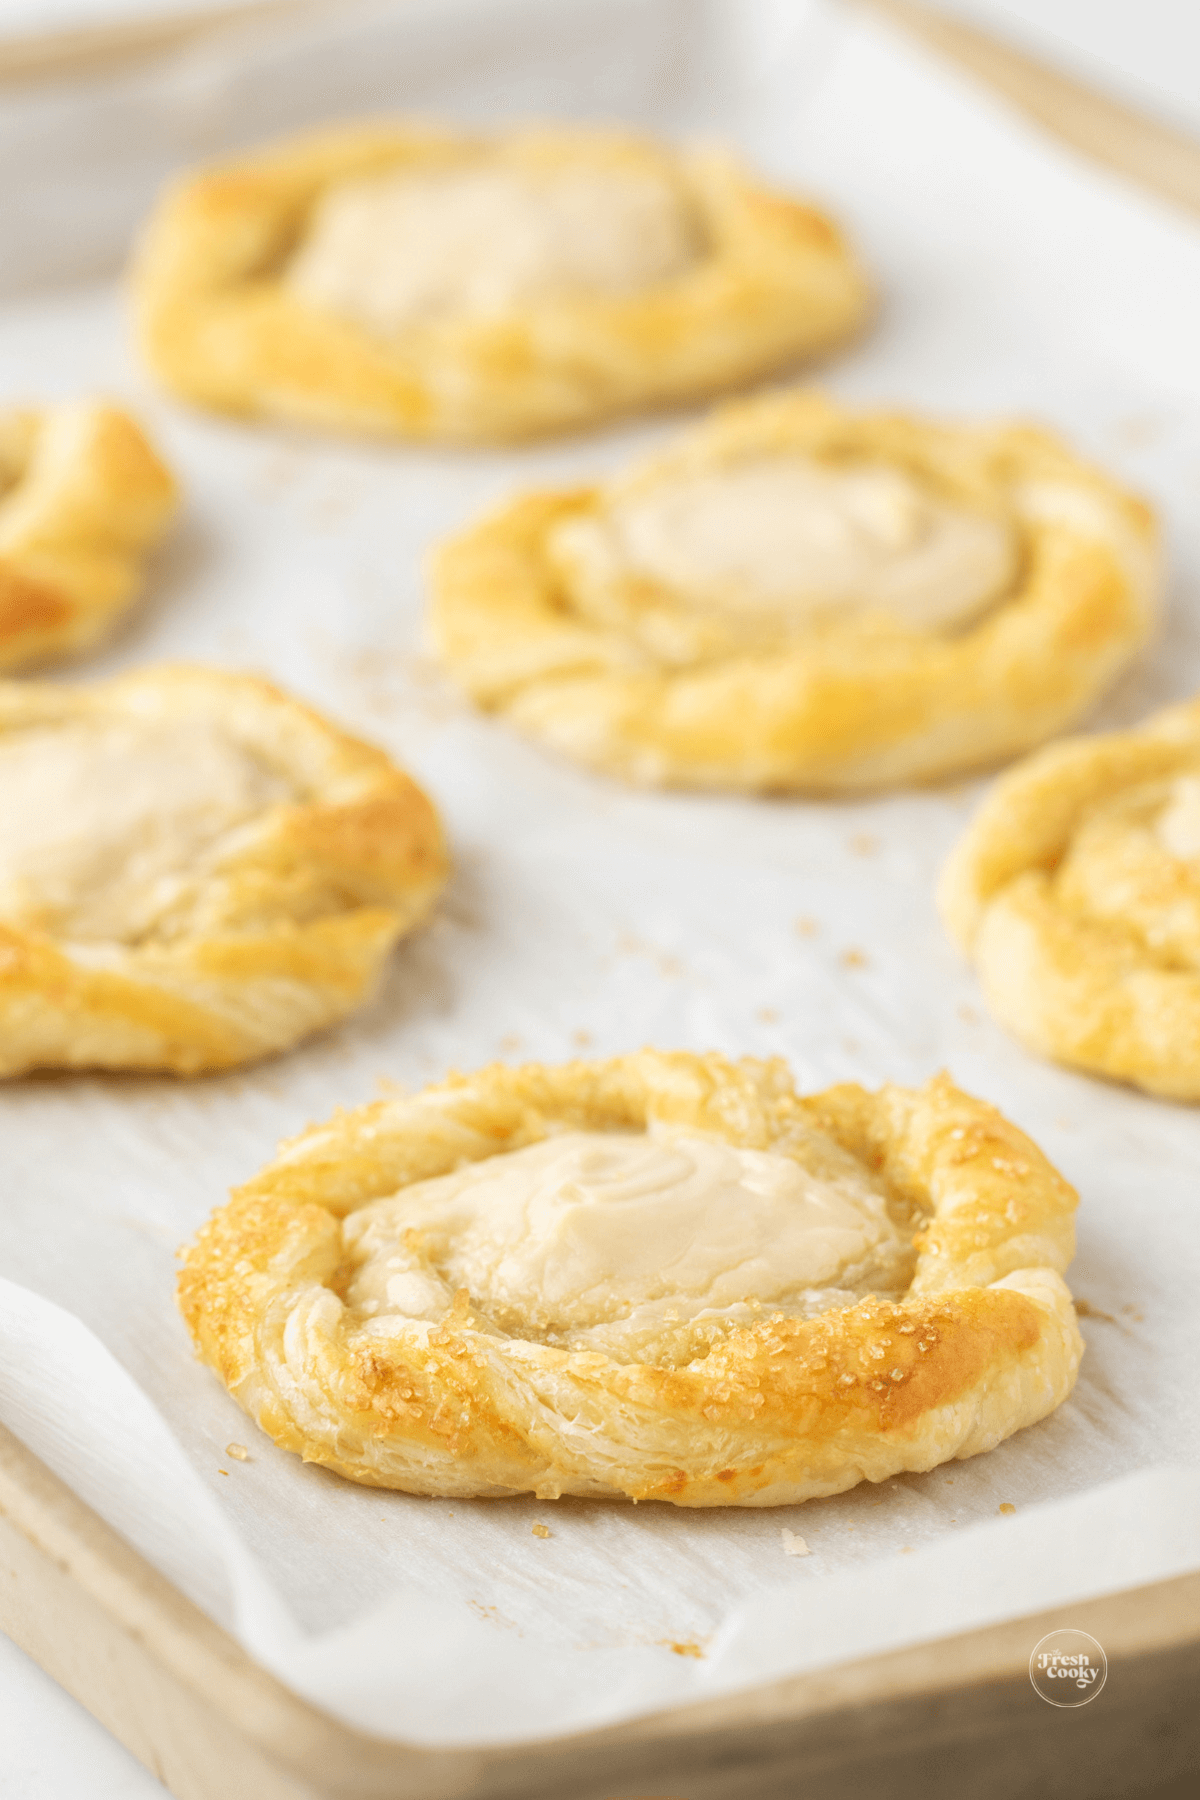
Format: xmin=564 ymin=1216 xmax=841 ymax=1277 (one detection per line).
xmin=0 ymin=718 xmax=292 ymax=943
xmin=344 ymin=1128 xmax=915 ymax=1354
xmin=561 ymin=457 xmax=1019 ymax=634
xmin=1156 ymin=774 xmax=1200 ymax=861
xmin=285 ymin=158 xmax=700 ymax=331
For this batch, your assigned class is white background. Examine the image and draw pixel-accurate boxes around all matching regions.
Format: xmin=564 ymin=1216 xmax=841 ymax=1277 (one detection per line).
xmin=2 ymin=0 xmax=1200 ymax=1794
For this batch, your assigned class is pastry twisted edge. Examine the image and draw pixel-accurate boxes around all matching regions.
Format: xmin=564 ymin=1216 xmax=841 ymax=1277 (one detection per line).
xmin=178 ymin=1052 xmax=1083 ymax=1505
xmin=0 ymin=402 xmax=177 ymax=671
xmin=0 ymin=665 xmax=448 ymax=1076
xmin=131 ymin=121 xmax=871 ymax=443
xmin=940 ymin=694 xmax=1200 ymax=1099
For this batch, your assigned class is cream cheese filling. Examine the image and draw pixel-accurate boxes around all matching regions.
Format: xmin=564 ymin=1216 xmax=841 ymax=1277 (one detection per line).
xmin=344 ymin=1128 xmax=913 ymax=1355
xmin=0 ymin=718 xmax=292 ymax=942
xmin=555 ymin=457 xmax=1018 ymax=634
xmin=1157 ymin=774 xmax=1200 ymax=861
xmin=286 ymin=159 xmax=699 ymax=332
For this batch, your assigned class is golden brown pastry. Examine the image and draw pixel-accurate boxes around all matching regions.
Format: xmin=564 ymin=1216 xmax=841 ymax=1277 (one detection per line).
xmin=0 ymin=401 xmax=177 ymax=671
xmin=941 ymin=694 xmax=1200 ymax=1100
xmin=178 ymin=1051 xmax=1082 ymax=1505
xmin=0 ymin=666 xmax=447 ymax=1076
xmin=431 ymin=390 xmax=1159 ymax=791
xmin=130 ymin=121 xmax=871 ymax=442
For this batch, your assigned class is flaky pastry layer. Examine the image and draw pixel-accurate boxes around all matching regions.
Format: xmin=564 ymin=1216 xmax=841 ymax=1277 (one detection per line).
xmin=178 ymin=1052 xmax=1082 ymax=1505
xmin=0 ymin=666 xmax=447 ymax=1075
xmin=430 ymin=390 xmax=1159 ymax=791
xmin=940 ymin=694 xmax=1200 ymax=1099
xmin=130 ymin=121 xmax=871 ymax=443
xmin=0 ymin=402 xmax=177 ymax=671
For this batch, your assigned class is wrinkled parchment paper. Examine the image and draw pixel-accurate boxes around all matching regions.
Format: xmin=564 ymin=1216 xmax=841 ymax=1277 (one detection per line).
xmin=1 ymin=0 xmax=1199 ymax=1748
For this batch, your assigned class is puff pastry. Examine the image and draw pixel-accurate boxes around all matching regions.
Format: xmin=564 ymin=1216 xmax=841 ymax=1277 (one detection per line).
xmin=178 ymin=1051 xmax=1082 ymax=1505
xmin=0 ymin=402 xmax=177 ymax=671
xmin=941 ymin=694 xmax=1200 ymax=1100
xmin=431 ymin=390 xmax=1159 ymax=791
xmin=131 ymin=121 xmax=871 ymax=443
xmin=0 ymin=665 xmax=446 ymax=1076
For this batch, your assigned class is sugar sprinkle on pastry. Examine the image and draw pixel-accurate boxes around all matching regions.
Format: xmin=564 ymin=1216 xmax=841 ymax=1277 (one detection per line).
xmin=179 ymin=1050 xmax=1083 ymax=1505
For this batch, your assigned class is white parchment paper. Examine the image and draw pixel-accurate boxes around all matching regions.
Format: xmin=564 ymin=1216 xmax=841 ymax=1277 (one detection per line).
xmin=1 ymin=0 xmax=1199 ymax=1748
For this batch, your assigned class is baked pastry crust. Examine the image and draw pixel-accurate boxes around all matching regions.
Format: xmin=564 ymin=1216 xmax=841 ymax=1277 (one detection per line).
xmin=940 ymin=695 xmax=1200 ymax=1099
xmin=130 ymin=121 xmax=871 ymax=443
xmin=0 ymin=402 xmax=177 ymax=671
xmin=178 ymin=1052 xmax=1082 ymax=1505
xmin=0 ymin=666 xmax=447 ymax=1076
xmin=430 ymin=390 xmax=1159 ymax=791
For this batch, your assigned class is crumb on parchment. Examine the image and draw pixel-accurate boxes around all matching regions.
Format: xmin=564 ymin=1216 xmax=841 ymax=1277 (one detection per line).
xmin=1074 ymin=1298 xmax=1117 ymax=1324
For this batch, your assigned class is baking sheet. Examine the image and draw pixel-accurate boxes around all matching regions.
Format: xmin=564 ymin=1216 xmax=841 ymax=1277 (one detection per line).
xmin=2 ymin=0 xmax=1200 ymax=1749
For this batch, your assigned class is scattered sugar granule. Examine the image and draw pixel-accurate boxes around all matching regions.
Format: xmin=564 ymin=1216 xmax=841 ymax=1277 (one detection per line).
xmin=781 ymin=1528 xmax=810 ymax=1557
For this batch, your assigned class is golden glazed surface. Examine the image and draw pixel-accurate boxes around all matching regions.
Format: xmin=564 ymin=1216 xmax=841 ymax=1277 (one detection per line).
xmin=130 ymin=121 xmax=871 ymax=442
xmin=0 ymin=666 xmax=447 ymax=1076
xmin=0 ymin=402 xmax=177 ymax=671
xmin=940 ymin=694 xmax=1200 ymax=1100
xmin=430 ymin=391 xmax=1159 ymax=792
xmin=178 ymin=1052 xmax=1082 ymax=1505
